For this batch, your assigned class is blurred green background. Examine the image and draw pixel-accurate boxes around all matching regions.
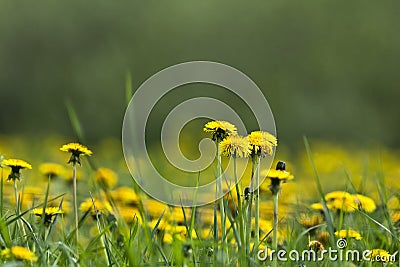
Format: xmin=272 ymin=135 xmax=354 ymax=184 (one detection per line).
xmin=1 ymin=1 xmax=399 ymax=149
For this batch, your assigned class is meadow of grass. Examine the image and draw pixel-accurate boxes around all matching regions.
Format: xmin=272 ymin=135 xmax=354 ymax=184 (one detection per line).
xmin=0 ymin=131 xmax=399 ymax=266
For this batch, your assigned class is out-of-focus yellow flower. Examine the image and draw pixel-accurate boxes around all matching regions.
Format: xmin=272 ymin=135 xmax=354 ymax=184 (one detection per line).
xmin=299 ymin=214 xmax=324 ymax=228
xmin=264 ymin=169 xmax=294 ymax=182
xmin=325 ymin=191 xmax=352 ymax=201
xmin=39 ymin=163 xmax=66 ymax=178
xmin=169 ymin=207 xmax=192 ymax=224
xmin=387 ymin=196 xmax=399 ymax=210
xmin=204 ymin=120 xmax=237 ymax=141
xmin=10 ymin=186 xmax=43 ymax=209
xmin=257 ymin=218 xmax=273 ymax=234
xmin=32 ymin=207 xmax=63 ymax=225
xmin=61 ymin=169 xmax=83 ymax=182
xmin=220 ymin=135 xmax=251 ymax=158
xmin=148 ymin=218 xmax=168 ymax=230
xmin=95 ymin=167 xmax=118 ymax=189
xmin=322 ymin=191 xmax=376 ymax=213
xmin=247 ymin=131 xmax=277 ymax=157
xmin=1 ymin=158 xmax=32 ymax=181
xmin=334 ymin=229 xmax=362 ymax=240
xmin=79 ymin=198 xmax=112 ymax=216
xmin=391 ymin=211 xmax=400 ymax=224
xmin=110 ymin=187 xmax=139 ymax=206
xmin=353 ymin=194 xmax=376 ymax=212
xmin=0 ymin=246 xmax=38 ymax=262
xmin=366 ymin=249 xmax=391 ymax=262
xmin=60 ymin=142 xmax=92 ymax=165
xmin=116 ymin=206 xmax=141 ymax=224
xmin=331 ymin=197 xmax=356 ymax=213
xmin=163 ymin=225 xmax=197 ymax=243
xmin=310 ymin=202 xmax=334 ymax=211
xmin=145 ymin=199 xmax=169 ymax=219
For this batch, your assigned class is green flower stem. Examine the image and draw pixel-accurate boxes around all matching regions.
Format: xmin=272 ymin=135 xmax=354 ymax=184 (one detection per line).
xmin=246 ymin=155 xmax=257 ymax=262
xmin=216 ymin=140 xmax=227 ymax=262
xmin=13 ymin=179 xmax=27 ymax=240
xmin=234 ymin=156 xmax=244 ymax=247
xmin=254 ymin=156 xmax=260 ymax=247
xmin=272 ymin=192 xmax=279 ymax=267
xmin=234 ymin=156 xmax=246 ymax=266
xmin=72 ymin=164 xmax=79 ymax=250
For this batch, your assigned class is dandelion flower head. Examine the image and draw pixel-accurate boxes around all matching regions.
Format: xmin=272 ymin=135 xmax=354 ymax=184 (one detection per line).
xmin=1 ymin=158 xmax=32 ymax=181
xmin=1 ymin=246 xmax=38 ymax=262
xmin=95 ymin=167 xmax=118 ymax=189
xmin=247 ymin=131 xmax=277 ymax=157
xmin=334 ymin=229 xmax=362 ymax=240
xmin=60 ymin=142 xmax=92 ymax=165
xmin=220 ymin=135 xmax=251 ymax=158
xmin=204 ymin=120 xmax=237 ymax=141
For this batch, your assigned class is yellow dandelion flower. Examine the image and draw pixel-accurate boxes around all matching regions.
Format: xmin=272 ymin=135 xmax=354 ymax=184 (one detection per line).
xmin=264 ymin=169 xmax=294 ymax=182
xmin=308 ymin=240 xmax=325 ymax=252
xmin=60 ymin=142 xmax=92 ymax=165
xmin=79 ymin=198 xmax=112 ymax=216
xmin=387 ymin=196 xmax=399 ymax=210
xmin=203 ymin=120 xmax=237 ymax=141
xmin=1 ymin=246 xmax=38 ymax=262
xmin=163 ymin=232 xmax=174 ymax=244
xmin=32 ymin=207 xmax=63 ymax=225
xmin=310 ymin=202 xmax=334 ymax=211
xmin=299 ymin=214 xmax=324 ymax=228
xmin=331 ymin=197 xmax=357 ymax=213
xmin=325 ymin=191 xmax=352 ymax=201
xmin=110 ymin=187 xmax=139 ymax=206
xmin=1 ymin=158 xmax=32 ymax=181
xmin=39 ymin=163 xmax=66 ymax=178
xmin=366 ymin=249 xmax=391 ymax=262
xmin=95 ymin=167 xmax=118 ymax=189
xmin=164 ymin=225 xmax=197 ymax=241
xmin=116 ymin=206 xmax=141 ymax=224
xmin=247 ymin=131 xmax=277 ymax=157
xmin=391 ymin=211 xmax=400 ymax=224
xmin=220 ymin=135 xmax=251 ymax=158
xmin=148 ymin=218 xmax=168 ymax=230
xmin=144 ymin=199 xmax=169 ymax=219
xmin=353 ymin=194 xmax=376 ymax=213
xmin=334 ymin=229 xmax=362 ymax=240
